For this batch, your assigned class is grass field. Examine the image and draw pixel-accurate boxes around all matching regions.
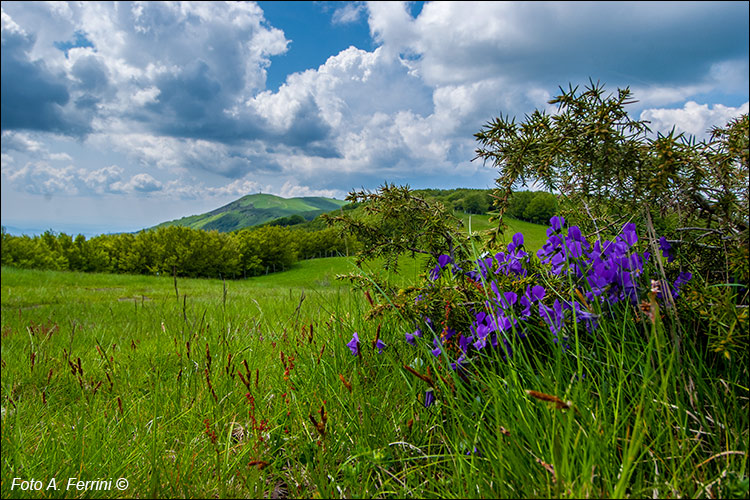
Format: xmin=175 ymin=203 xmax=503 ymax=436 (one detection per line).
xmin=2 ymin=218 xmax=748 ymax=498
xmin=457 ymin=214 xmax=550 ymax=251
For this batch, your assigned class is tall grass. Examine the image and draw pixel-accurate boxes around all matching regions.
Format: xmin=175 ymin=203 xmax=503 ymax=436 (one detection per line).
xmin=1 ymin=246 xmax=748 ymax=498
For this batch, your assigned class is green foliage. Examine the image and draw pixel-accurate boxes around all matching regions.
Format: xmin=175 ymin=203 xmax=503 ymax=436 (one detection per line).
xmin=0 ymin=222 xmax=354 ymax=280
xmin=523 ymin=192 xmax=557 ymax=224
xmin=264 ymin=213 xmax=306 ymax=227
xmin=475 ymin=79 xmax=748 ymax=287
xmin=508 ymin=190 xmax=559 ymax=225
xmin=461 ymin=192 xmax=489 ymax=214
xmin=683 ymin=281 xmax=749 ymax=363
xmin=235 ymin=226 xmax=297 ymax=276
xmin=412 ymin=188 xmax=492 ymax=215
xmin=507 ymin=190 xmax=534 ymax=220
xmin=323 ymin=183 xmax=476 ymax=273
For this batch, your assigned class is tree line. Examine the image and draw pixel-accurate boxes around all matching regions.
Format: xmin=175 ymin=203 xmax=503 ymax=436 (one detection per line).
xmin=0 ymin=224 xmax=359 ymax=279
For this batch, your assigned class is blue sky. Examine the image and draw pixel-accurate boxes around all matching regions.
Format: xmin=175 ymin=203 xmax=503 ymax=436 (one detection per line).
xmin=2 ymin=1 xmax=748 ymax=236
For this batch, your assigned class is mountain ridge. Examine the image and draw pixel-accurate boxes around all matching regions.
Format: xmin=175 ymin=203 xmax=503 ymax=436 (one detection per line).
xmin=151 ymin=193 xmax=347 ymax=232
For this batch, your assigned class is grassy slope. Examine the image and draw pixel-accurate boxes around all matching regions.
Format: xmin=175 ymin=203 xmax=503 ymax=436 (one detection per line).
xmin=151 ymin=194 xmax=347 ymax=232
xmin=456 ymin=213 xmax=549 ymax=252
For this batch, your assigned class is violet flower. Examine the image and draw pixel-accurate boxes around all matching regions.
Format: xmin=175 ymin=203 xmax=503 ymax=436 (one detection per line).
xmin=425 ymin=390 xmax=435 ymax=408
xmin=346 ymin=332 xmax=360 ymax=356
xmin=375 ymin=338 xmax=386 ymax=354
xmin=659 ymin=237 xmax=675 ymax=263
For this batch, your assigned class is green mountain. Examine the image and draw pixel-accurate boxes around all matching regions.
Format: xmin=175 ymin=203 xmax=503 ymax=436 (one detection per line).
xmin=151 ymin=193 xmax=348 ymax=232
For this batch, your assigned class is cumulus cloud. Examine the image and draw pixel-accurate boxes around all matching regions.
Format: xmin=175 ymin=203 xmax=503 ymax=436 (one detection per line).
xmin=110 ymin=173 xmax=163 ymax=193
xmin=1 ymin=1 xmax=291 ymax=143
xmin=3 ymin=161 xmax=79 ymax=196
xmin=332 ymin=2 xmax=366 ymax=25
xmin=368 ymin=2 xmax=749 ymax=89
xmin=640 ymin=101 xmax=749 ymax=140
xmin=1 ymin=157 xmax=167 ymax=197
xmin=48 ymin=152 xmax=73 ymax=162
xmin=1 ymin=8 xmax=90 ymax=135
xmin=279 ymin=180 xmax=342 ymax=199
xmin=80 ymin=165 xmax=124 ymax=194
xmin=1 ymin=131 xmax=76 ymax=166
xmin=1 ymin=0 xmax=747 ymax=228
xmin=1 ymin=130 xmax=45 ymax=154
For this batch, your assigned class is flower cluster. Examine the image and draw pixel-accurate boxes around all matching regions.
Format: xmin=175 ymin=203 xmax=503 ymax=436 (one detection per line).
xmin=347 ymin=216 xmax=693 ymax=408
xmin=346 ymin=331 xmax=386 ymax=356
xmin=446 ymin=217 xmax=689 ymax=353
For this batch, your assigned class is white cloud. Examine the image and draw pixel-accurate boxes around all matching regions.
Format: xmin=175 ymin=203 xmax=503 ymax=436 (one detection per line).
xmin=3 ymin=161 xmax=79 ymax=196
xmin=110 ymin=172 xmax=162 ymax=194
xmin=48 ymin=152 xmax=73 ymax=162
xmin=130 ymin=86 xmax=161 ymax=107
xmin=80 ymin=165 xmax=124 ymax=194
xmin=1 ymin=131 xmax=45 ymax=153
xmin=278 ymin=181 xmax=342 ymax=199
xmin=640 ymin=101 xmax=749 ymax=140
xmin=332 ymin=2 xmax=366 ymax=25
xmin=205 ymin=178 xmax=266 ymax=198
xmin=2 ymin=1 xmax=290 ymax=140
xmin=1 ymin=7 xmax=27 ymax=37
xmin=1 ymin=1 xmax=747 ymax=232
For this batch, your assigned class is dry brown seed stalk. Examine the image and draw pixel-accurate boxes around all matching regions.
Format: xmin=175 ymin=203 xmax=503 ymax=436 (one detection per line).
xmin=338 ymin=373 xmax=352 ymax=392
xmin=526 ymin=390 xmax=572 ymax=410
xmin=403 ymin=365 xmax=435 ymax=388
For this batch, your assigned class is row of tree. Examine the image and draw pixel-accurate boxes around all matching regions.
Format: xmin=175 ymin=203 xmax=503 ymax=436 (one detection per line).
xmin=0 ymin=224 xmax=358 ymax=279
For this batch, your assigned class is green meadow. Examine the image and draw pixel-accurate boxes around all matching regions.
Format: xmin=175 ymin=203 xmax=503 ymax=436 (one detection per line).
xmin=1 ymin=216 xmax=748 ymax=499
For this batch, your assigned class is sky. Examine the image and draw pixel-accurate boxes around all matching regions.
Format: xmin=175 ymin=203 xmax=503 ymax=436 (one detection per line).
xmin=1 ymin=1 xmax=748 ymax=237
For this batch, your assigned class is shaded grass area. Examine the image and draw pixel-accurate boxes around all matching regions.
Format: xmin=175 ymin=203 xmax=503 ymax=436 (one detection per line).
xmin=1 ymin=264 xmax=748 ymax=498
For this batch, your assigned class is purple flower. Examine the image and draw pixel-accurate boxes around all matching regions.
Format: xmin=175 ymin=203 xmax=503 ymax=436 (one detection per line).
xmin=425 ymin=390 xmax=435 ymax=408
xmin=375 ymin=338 xmax=386 ymax=354
xmin=429 ymin=265 xmax=441 ymax=281
xmin=430 ymin=254 xmax=454 ymax=280
xmin=458 ymin=333 xmax=471 ymax=353
xmin=539 ymin=299 xmax=565 ymax=336
xmin=500 ymin=291 xmax=518 ymax=309
xmin=520 ymin=284 xmax=546 ymax=318
xmin=570 ymin=301 xmax=600 ymax=332
xmin=618 ymin=222 xmax=638 ymax=247
xmin=568 ymin=225 xmax=583 ymax=242
xmin=530 ymin=285 xmax=546 ymax=301
xmin=405 ymin=328 xmax=424 ymax=347
xmin=438 ymin=254 xmax=452 ymax=268
xmin=467 ymin=446 xmax=481 ymax=456
xmin=431 ymin=337 xmax=443 ymax=357
xmin=659 ymin=237 xmax=674 ymax=263
xmin=671 ymin=271 xmax=692 ymax=299
xmin=442 ymin=327 xmax=457 ymax=341
xmin=550 ymin=216 xmax=566 ymax=233
xmin=565 ymin=234 xmax=586 ymax=259
xmin=472 ymin=332 xmax=488 ymax=351
xmin=508 ymin=232 xmax=524 ymax=252
xmin=451 ymin=353 xmax=467 ymax=371
xmin=347 ymin=332 xmax=360 ymax=356
xmin=425 ymin=317 xmax=435 ymax=332
xmin=475 ymin=256 xmax=496 ymax=279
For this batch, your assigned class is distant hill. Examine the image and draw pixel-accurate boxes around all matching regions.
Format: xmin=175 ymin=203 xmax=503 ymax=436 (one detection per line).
xmin=151 ymin=193 xmax=348 ymax=232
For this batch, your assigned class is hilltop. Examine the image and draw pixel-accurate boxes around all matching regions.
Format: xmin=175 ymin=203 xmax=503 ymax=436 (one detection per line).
xmin=150 ymin=193 xmax=348 ymax=232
